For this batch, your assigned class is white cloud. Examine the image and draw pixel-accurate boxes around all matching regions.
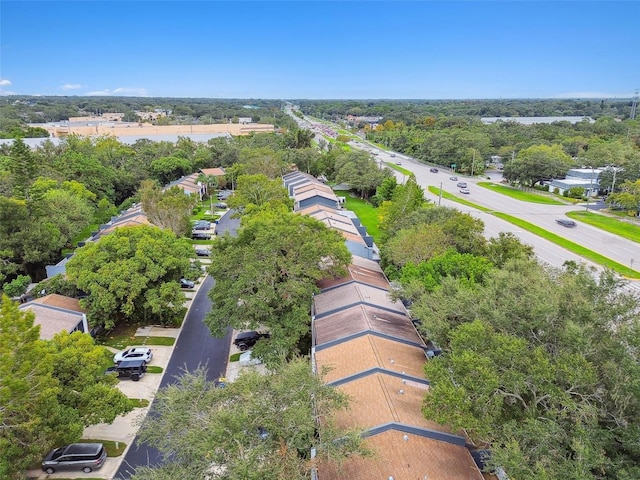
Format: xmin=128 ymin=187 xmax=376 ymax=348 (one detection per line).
xmin=86 ymin=87 xmax=148 ymax=97
xmin=60 ymin=83 xmax=82 ymax=91
xmin=553 ymin=91 xmax=634 ymax=99
xmin=0 ymin=79 xmax=11 ymax=86
xmin=0 ymin=90 xmax=17 ymax=96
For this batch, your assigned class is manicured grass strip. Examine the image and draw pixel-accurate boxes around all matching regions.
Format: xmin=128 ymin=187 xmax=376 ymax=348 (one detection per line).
xmin=566 ymin=211 xmax=640 ymax=244
xmin=230 ymin=352 xmax=241 ymax=362
xmin=129 ymin=398 xmax=150 ymax=408
xmin=334 ymin=190 xmax=380 ymax=242
xmin=426 ymin=186 xmax=640 ymax=279
xmin=427 ymin=186 xmax=489 ymax=211
xmin=80 ymin=439 xmax=126 ymax=457
xmin=386 ymin=163 xmax=413 ymax=176
xmin=134 ymin=336 xmax=176 ymax=346
xmin=477 ymin=182 xmax=565 ymax=205
xmin=146 ymin=366 xmax=164 ymax=374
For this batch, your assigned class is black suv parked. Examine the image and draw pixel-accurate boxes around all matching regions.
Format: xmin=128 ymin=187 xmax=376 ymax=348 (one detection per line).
xmin=105 ymin=359 xmax=147 ymax=381
xmin=233 ymin=331 xmax=270 ymax=351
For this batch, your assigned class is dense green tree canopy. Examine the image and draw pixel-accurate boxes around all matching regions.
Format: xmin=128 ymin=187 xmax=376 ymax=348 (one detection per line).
xmin=412 ymin=262 xmax=640 ymax=479
xmin=333 ymin=150 xmax=391 ymax=199
xmin=0 ymin=296 xmax=131 ymax=479
xmin=226 ymin=174 xmax=293 ymax=214
xmin=66 ymin=225 xmax=193 ymax=329
xmin=503 ymin=144 xmax=574 ymax=186
xmin=130 ymin=358 xmax=368 ymax=480
xmin=139 ymin=181 xmax=197 ymax=236
xmin=205 ymin=209 xmax=351 ymax=363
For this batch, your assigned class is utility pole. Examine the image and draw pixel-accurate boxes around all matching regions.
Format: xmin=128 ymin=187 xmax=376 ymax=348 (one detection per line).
xmin=438 ymin=182 xmax=443 ymax=206
xmin=630 ymin=89 xmax=638 ymax=120
xmin=471 ymin=149 xmax=476 ymax=177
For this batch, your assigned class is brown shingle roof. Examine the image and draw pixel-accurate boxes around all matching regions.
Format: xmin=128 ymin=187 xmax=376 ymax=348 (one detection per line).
xmin=317 ymin=429 xmax=484 ymax=480
xmin=316 ymin=260 xmax=388 ymax=290
xmin=314 ymin=304 xmax=423 ymax=348
xmin=315 ymin=334 xmax=426 ymax=383
xmin=314 ymin=282 xmax=405 ymax=318
xmin=32 ymin=293 xmax=85 ymax=312
xmin=200 ymin=167 xmax=225 ymax=176
xmin=293 ymin=183 xmax=334 ymax=196
xmin=295 ymin=204 xmax=342 ymax=217
xmin=294 ymin=188 xmax=338 ymax=203
xmin=19 ymin=295 xmax=86 ymax=340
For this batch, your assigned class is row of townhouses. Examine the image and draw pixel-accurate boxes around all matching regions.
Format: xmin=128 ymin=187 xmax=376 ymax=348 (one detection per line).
xmin=283 ymin=171 xmax=489 ymax=480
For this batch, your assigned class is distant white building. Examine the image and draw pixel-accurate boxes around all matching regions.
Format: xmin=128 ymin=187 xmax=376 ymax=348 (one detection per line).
xmin=481 ymin=116 xmax=594 ymax=125
xmin=548 ymin=168 xmax=602 ymax=197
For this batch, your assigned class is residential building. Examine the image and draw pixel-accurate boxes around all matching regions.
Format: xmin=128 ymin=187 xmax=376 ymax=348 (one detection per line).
xmin=19 ymin=294 xmax=90 ymax=340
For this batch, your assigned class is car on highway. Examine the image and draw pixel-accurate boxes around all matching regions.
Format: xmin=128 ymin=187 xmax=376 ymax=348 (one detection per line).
xmin=42 ymin=443 xmax=107 ymax=474
xmin=113 ymin=347 xmax=153 ymax=364
xmin=450 ymin=176 xmax=458 ymax=181
xmin=390 ymin=153 xmax=396 ymax=157
xmin=460 ymin=188 xmax=470 ymax=194
xmin=556 ymin=219 xmax=577 ymax=228
xmin=456 ymin=182 xmax=468 ymax=188
xmin=395 ymin=161 xmax=402 ymax=165
xmin=429 ymin=168 xmax=439 ymax=173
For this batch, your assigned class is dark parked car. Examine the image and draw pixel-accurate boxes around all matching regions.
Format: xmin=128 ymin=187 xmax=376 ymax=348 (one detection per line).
xmin=193 ymin=221 xmax=211 ymax=230
xmin=191 ymin=232 xmax=212 ymax=240
xmin=105 ymin=359 xmax=147 ymax=381
xmin=180 ymin=278 xmax=195 ymax=289
xmin=233 ymin=331 xmax=270 ymax=351
xmin=214 ymin=202 xmax=228 ymax=209
xmin=42 ymin=443 xmax=107 ymax=474
xmin=556 ymin=219 xmax=577 ymax=227
xmin=195 ymin=248 xmax=211 ymax=257
xmin=429 ymin=168 xmax=439 ymax=173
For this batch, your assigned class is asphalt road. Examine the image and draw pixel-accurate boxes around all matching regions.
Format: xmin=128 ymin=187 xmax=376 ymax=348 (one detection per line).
xmin=114 ymin=212 xmax=240 ymax=479
xmin=364 ymin=145 xmax=640 ymax=274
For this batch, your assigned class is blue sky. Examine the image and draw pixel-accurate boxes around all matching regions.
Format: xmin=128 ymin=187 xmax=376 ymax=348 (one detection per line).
xmin=1 ymin=1 xmax=638 ymax=99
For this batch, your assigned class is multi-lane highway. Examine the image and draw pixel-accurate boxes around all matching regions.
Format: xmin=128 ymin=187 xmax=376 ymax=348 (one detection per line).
xmin=370 ymin=147 xmax=639 ymax=275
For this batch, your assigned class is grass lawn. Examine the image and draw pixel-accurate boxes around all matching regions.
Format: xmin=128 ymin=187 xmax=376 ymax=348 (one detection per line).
xmin=128 ymin=398 xmax=150 ymax=408
xmin=230 ymin=352 xmax=241 ymax=362
xmin=146 ymin=366 xmax=164 ymax=374
xmin=477 ymin=182 xmax=566 ymax=205
xmin=99 ymin=324 xmax=176 ymax=349
xmin=567 ymin=211 xmax=640 ymax=244
xmin=386 ymin=163 xmax=413 ymax=176
xmin=80 ymin=439 xmax=126 ymax=457
xmin=427 ymin=186 xmax=640 ymax=279
xmin=334 ymin=190 xmax=380 ymax=242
